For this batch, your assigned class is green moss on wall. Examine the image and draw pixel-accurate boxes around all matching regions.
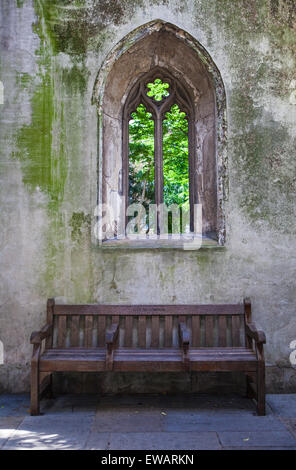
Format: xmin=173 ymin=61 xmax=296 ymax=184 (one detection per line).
xmin=69 ymin=212 xmax=91 ymax=241
xmin=14 ymin=3 xmax=92 ymax=210
xmin=33 ymin=0 xmax=139 ymax=55
xmin=195 ymin=0 xmax=296 ymax=230
xmin=16 ymin=72 xmax=34 ymax=88
xmin=14 ymin=57 xmax=67 ymax=211
xmin=61 ymin=63 xmax=89 ymax=94
xmin=33 ymin=0 xmax=173 ymax=56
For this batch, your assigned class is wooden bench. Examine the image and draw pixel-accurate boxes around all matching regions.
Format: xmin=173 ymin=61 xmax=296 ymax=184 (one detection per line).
xmin=30 ymin=298 xmax=266 ymax=415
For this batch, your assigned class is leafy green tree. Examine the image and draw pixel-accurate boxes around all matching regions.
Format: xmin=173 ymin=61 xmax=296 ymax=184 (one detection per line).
xmin=129 ymin=104 xmax=154 ymax=209
xmin=128 ymin=80 xmax=189 ymax=233
xmin=147 ymin=78 xmax=169 ymax=101
xmin=163 ymin=104 xmax=189 ymax=210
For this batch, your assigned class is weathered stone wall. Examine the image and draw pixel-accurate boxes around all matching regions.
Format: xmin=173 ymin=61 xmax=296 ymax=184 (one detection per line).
xmin=0 ymin=0 xmax=295 ymax=393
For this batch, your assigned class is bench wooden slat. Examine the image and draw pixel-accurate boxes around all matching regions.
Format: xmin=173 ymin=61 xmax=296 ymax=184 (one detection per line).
xmin=205 ymin=315 xmax=214 ymax=347
xmin=53 ymin=304 xmax=244 ymax=316
xmin=57 ymin=315 xmax=67 ymax=348
xmin=70 ymin=315 xmax=80 ymax=347
xmin=138 ymin=316 xmax=146 ymax=348
xmin=40 ymin=348 xmax=106 ymax=372
xmin=232 ymin=315 xmax=241 ymax=347
xmin=165 ymin=315 xmax=173 ymax=347
xmin=84 ymin=315 xmax=93 ymax=347
xmin=151 ymin=316 xmax=159 ymax=347
xmin=45 ymin=346 xmax=252 ymax=354
xmin=97 ymin=315 xmax=106 ymax=347
xmin=178 ymin=315 xmax=188 ymax=348
xmin=191 ymin=315 xmax=200 ymax=346
xmin=124 ymin=316 xmax=133 ymax=347
xmin=46 ymin=299 xmax=54 ymax=349
xmin=178 ymin=315 xmax=187 ymax=325
xmin=218 ymin=315 xmax=227 ymax=347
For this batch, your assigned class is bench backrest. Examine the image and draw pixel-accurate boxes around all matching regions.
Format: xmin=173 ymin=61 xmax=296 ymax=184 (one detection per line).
xmin=46 ymin=301 xmax=248 ymax=349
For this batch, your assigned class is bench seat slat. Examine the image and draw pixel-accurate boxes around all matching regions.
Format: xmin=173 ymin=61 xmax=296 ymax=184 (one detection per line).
xmin=40 ymin=348 xmax=106 ymax=372
xmin=113 ymin=348 xmax=183 ymax=372
xmin=190 ymin=347 xmax=257 ymax=371
xmin=112 ymin=347 xmax=256 ymax=372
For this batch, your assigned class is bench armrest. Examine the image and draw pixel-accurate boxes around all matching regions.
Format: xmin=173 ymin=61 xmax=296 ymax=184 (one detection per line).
xmin=30 ymin=324 xmax=52 ymax=345
xmin=245 ymin=322 xmax=266 ymax=344
xmin=106 ymin=323 xmax=119 ymax=346
xmin=178 ymin=322 xmax=190 ymax=348
xmin=105 ymin=323 xmax=119 ymax=371
xmin=178 ymin=322 xmax=190 ymax=370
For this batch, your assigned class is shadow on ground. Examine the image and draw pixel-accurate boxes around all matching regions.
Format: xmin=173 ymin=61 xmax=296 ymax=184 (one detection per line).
xmin=0 ymin=393 xmax=296 ymax=450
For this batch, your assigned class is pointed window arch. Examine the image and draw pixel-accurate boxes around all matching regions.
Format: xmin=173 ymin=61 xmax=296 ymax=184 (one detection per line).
xmin=93 ymin=20 xmax=227 ymax=246
xmin=123 ymin=67 xmax=196 ymax=234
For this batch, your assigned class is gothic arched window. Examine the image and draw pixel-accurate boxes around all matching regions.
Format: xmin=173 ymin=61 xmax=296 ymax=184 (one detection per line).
xmin=93 ymin=21 xmax=227 ymax=247
xmin=122 ymin=68 xmax=196 ymax=236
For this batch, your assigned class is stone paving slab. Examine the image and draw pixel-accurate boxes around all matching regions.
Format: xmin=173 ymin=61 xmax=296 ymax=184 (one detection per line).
xmin=218 ymin=430 xmax=296 ymax=448
xmin=99 ymin=393 xmax=260 ymax=414
xmin=281 ymin=418 xmax=296 ymax=439
xmin=0 ymin=394 xmax=30 ymax=417
xmin=157 ymin=394 xmax=257 ymax=411
xmin=0 ymin=417 xmax=24 ymax=449
xmin=266 ymin=394 xmax=296 ymax=417
xmin=98 ymin=393 xmax=257 ymax=410
xmin=163 ymin=413 xmax=287 ymax=432
xmin=3 ymin=413 xmax=95 ymax=450
xmin=100 ymin=431 xmax=221 ymax=450
xmin=98 ymin=394 xmax=163 ymax=409
xmin=222 ymin=446 xmax=296 ymax=450
xmin=41 ymin=394 xmax=98 ymax=415
xmin=93 ymin=409 xmax=164 ymax=432
xmin=0 ymin=393 xmax=296 ymax=450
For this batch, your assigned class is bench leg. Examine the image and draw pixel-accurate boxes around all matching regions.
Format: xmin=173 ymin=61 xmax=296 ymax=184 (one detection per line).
xmin=30 ymin=361 xmax=40 ymax=416
xmin=40 ymin=372 xmax=54 ymax=399
xmin=256 ymin=362 xmax=266 ymax=416
xmin=43 ymin=373 xmax=54 ymax=399
xmin=47 ymin=373 xmax=54 ymax=398
xmin=246 ymin=373 xmax=255 ymax=399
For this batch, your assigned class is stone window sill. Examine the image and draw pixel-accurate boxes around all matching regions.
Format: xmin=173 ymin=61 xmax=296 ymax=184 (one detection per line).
xmin=98 ymin=235 xmax=224 ymax=251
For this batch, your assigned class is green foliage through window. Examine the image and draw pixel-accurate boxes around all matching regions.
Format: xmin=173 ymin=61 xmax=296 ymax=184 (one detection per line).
xmin=128 ymin=79 xmax=190 ymax=234
xmin=147 ymin=78 xmax=169 ymax=101
xmin=129 ymin=104 xmax=155 ymax=208
xmin=163 ymin=104 xmax=189 ymax=210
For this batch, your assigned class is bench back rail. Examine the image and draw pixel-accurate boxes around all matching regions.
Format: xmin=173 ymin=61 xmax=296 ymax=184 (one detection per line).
xmin=47 ymin=302 xmax=247 ymax=350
